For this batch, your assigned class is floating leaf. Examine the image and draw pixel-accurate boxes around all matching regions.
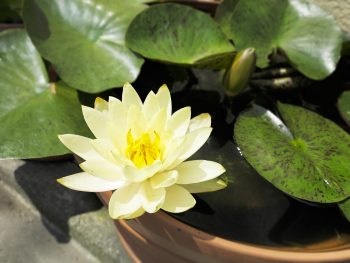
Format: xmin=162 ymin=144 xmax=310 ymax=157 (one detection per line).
xmin=126 ymin=3 xmax=234 ymax=67
xmin=337 ymin=90 xmax=350 ymax=127
xmin=0 ymin=29 xmax=48 ymax=118
xmin=234 ymin=103 xmax=350 ymax=203
xmin=23 ymin=0 xmax=146 ymax=93
xmin=0 ymin=29 xmax=90 ymax=159
xmin=0 ymin=82 xmax=91 ymax=159
xmin=339 ymin=198 xmax=350 ymax=222
xmin=216 ymin=0 xmax=342 ymax=80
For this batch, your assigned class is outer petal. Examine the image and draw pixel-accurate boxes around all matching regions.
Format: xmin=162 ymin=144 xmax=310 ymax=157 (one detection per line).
xmin=57 ymin=172 xmax=125 ymax=192
xmin=58 ymin=134 xmax=100 ymax=160
xmin=155 ymin=84 xmax=172 ymax=118
xmin=79 ymin=159 xmax=124 ymax=181
xmin=122 ymin=83 xmax=143 ymax=109
xmin=120 ymin=207 xmax=145 ymax=219
xmin=182 ymin=179 xmax=227 ymax=193
xmin=167 ymin=127 xmax=213 ymax=170
xmin=188 ymin=113 xmax=211 ymax=132
xmin=82 ymin=106 xmax=110 ymax=140
xmin=150 ymin=170 xmax=178 ymax=189
xmin=140 ymin=181 xmax=166 ymax=213
xmin=108 ymin=183 xmax=142 ymax=219
xmin=161 ymin=185 xmax=196 ymax=213
xmin=176 ymin=160 xmax=225 ymax=184
xmin=166 ymin=107 xmax=191 ymax=138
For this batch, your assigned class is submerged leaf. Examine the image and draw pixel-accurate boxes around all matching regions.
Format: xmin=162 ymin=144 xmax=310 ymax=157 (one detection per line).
xmin=339 ymin=198 xmax=350 ymax=222
xmin=23 ymin=0 xmax=145 ymax=93
xmin=126 ymin=3 xmax=234 ymax=67
xmin=234 ymin=103 xmax=350 ymax=203
xmin=216 ymin=0 xmax=342 ymax=80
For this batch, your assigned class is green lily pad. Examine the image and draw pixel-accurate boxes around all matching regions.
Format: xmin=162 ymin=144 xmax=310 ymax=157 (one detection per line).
xmin=126 ymin=3 xmax=234 ymax=67
xmin=339 ymin=198 xmax=350 ymax=222
xmin=234 ymin=103 xmax=350 ymax=203
xmin=216 ymin=0 xmax=342 ymax=80
xmin=0 ymin=29 xmax=90 ymax=159
xmin=22 ymin=0 xmax=146 ymax=93
xmin=337 ymin=90 xmax=350 ymax=127
xmin=0 ymin=82 xmax=91 ymax=159
xmin=0 ymin=29 xmax=48 ymax=118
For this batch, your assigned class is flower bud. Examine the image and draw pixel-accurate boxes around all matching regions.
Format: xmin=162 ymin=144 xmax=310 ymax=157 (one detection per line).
xmin=224 ymin=48 xmax=256 ymax=97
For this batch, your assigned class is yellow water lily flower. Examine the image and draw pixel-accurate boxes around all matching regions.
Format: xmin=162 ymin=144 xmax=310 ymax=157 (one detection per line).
xmin=57 ymin=83 xmax=226 ymax=219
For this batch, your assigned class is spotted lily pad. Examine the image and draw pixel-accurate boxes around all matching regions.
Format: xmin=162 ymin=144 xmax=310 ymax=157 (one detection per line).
xmin=216 ymin=0 xmax=342 ymax=80
xmin=337 ymin=90 xmax=350 ymax=127
xmin=126 ymin=3 xmax=234 ymax=67
xmin=0 ymin=29 xmax=90 ymax=159
xmin=23 ymin=0 xmax=146 ymax=93
xmin=234 ymin=103 xmax=350 ymax=203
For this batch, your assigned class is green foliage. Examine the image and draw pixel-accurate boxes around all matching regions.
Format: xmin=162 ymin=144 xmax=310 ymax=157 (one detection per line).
xmin=234 ymin=103 xmax=350 ymax=203
xmin=337 ymin=90 xmax=350 ymax=127
xmin=0 ymin=29 xmax=90 ymax=159
xmin=126 ymin=3 xmax=234 ymax=67
xmin=22 ymin=0 xmax=146 ymax=93
xmin=216 ymin=0 xmax=342 ymax=80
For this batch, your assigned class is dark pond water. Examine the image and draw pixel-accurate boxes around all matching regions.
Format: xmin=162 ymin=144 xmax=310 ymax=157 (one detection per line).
xmin=98 ymin=60 xmax=350 ymax=248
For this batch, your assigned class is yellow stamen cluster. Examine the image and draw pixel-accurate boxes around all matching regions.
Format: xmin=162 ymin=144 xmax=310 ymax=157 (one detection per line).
xmin=126 ymin=130 xmax=161 ymax=168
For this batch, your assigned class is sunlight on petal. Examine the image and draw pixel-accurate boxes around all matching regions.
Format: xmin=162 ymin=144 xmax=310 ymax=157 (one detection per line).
xmin=176 ymin=160 xmax=225 ymax=184
xmin=161 ymin=185 xmax=196 ymax=213
xmin=57 ymin=172 xmax=125 ymax=192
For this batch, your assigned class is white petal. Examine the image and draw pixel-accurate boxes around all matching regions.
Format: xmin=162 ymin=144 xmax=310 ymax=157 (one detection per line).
xmin=108 ymin=184 xmax=142 ymax=219
xmin=79 ymin=159 xmax=124 ymax=181
xmin=161 ymin=136 xmax=185 ymax=169
xmin=167 ymin=127 xmax=212 ymax=170
xmin=150 ymin=170 xmax=178 ymax=189
xmin=94 ymin=97 xmax=108 ymax=112
xmin=123 ymin=160 xmax=162 ymax=183
xmin=127 ymin=105 xmax=146 ymax=138
xmin=120 ymin=207 xmax=145 ymax=219
xmin=166 ymin=107 xmax=191 ymax=138
xmin=176 ymin=160 xmax=225 ymax=184
xmin=182 ymin=179 xmax=227 ymax=193
xmin=155 ymin=84 xmax=171 ymax=117
xmin=58 ymin=134 xmax=100 ymax=160
xmin=188 ymin=113 xmax=211 ymax=132
xmin=109 ymin=98 xmax=127 ymax=133
xmin=90 ymin=138 xmax=117 ymax=163
xmin=143 ymin=91 xmax=160 ymax=119
xmin=140 ymin=181 xmax=166 ymax=213
xmin=161 ymin=185 xmax=196 ymax=213
xmin=147 ymin=108 xmax=167 ymax=135
xmin=122 ymin=83 xmax=143 ymax=109
xmin=57 ymin=172 xmax=125 ymax=192
xmin=82 ymin=106 xmax=110 ymax=140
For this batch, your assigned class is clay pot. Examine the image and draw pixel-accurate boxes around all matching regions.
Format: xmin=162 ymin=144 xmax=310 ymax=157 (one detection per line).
xmin=97 ymin=191 xmax=350 ymax=263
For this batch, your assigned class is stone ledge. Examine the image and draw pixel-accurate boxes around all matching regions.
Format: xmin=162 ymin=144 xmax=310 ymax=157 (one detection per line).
xmin=0 ymin=159 xmax=131 ymax=263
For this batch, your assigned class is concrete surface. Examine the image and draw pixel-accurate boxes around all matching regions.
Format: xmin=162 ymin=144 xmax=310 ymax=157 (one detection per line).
xmin=0 ymin=159 xmax=132 ymax=263
xmin=0 ymin=180 xmax=99 ymax=263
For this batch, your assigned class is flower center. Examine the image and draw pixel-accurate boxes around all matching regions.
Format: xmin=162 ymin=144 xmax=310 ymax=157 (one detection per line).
xmin=126 ymin=130 xmax=161 ymax=168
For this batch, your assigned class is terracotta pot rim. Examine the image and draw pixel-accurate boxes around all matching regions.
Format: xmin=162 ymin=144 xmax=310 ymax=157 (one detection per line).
xmin=97 ymin=191 xmax=350 ymax=262
xmin=153 ymin=210 xmax=350 ymax=262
